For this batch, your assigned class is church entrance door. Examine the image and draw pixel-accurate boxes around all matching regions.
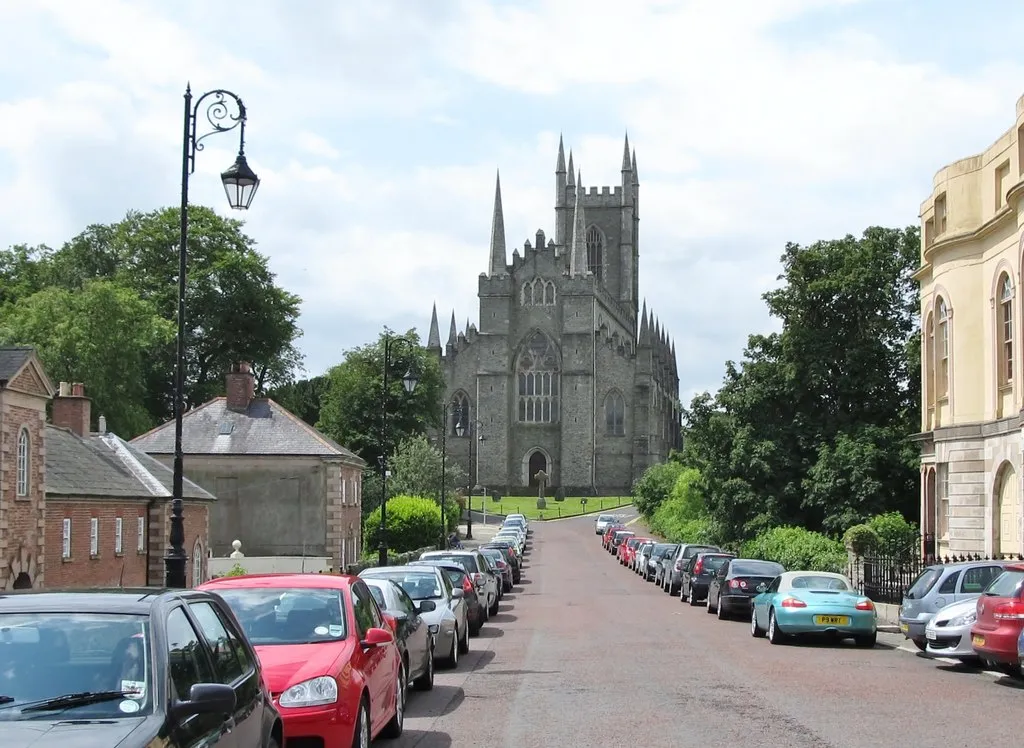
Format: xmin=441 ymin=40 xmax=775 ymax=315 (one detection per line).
xmin=528 ymin=451 xmax=548 ymax=488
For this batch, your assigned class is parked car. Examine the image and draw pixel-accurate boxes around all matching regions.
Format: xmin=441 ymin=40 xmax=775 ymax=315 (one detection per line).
xmin=663 ymin=544 xmax=720 ymax=595
xmin=480 ymin=547 xmax=515 ymax=592
xmin=633 ymin=541 xmax=655 ymax=574
xmin=970 ymin=563 xmax=1024 ymax=675
xmin=645 ymin=543 xmax=679 ymax=582
xmin=924 ymin=597 xmax=985 ymax=664
xmin=618 ymin=537 xmax=645 ymax=566
xmin=750 ymin=571 xmax=877 ymax=647
xmin=595 ymin=514 xmax=620 ymax=535
xmin=420 ymin=550 xmax=501 ymax=617
xmin=899 ymin=560 xmax=1008 ymax=651
xmin=360 ymin=577 xmax=436 ymax=691
xmin=602 ymin=524 xmax=626 ymax=550
xmin=650 ymin=544 xmax=681 ymax=586
xmin=201 ymin=572 xmax=404 ymax=746
xmin=609 ymin=530 xmax=635 ymax=556
xmin=360 ymin=565 xmax=470 ymax=669
xmin=482 ymin=542 xmax=522 ymax=584
xmin=680 ymin=551 xmax=735 ymax=605
xmin=706 ymin=558 xmax=785 ymax=619
xmin=0 ymin=587 xmax=283 ymax=747
xmin=409 ymin=560 xmax=487 ymax=635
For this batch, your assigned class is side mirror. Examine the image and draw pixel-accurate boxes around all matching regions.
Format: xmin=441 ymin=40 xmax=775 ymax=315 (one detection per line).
xmin=170 ymin=683 xmax=236 ymax=721
xmin=451 ymin=588 xmax=464 ymax=600
xmin=360 ymin=627 xmax=394 ymax=649
xmin=756 ymin=584 xmax=768 ymax=593
xmin=417 ymin=600 xmax=437 ymax=613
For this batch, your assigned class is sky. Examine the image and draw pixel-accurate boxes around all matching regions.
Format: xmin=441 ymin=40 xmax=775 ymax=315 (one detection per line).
xmin=1 ymin=0 xmax=1023 ymax=404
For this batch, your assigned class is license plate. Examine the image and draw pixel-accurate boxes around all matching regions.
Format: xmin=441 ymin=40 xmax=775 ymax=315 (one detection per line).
xmin=926 ymin=630 xmax=937 ymax=640
xmin=972 ymin=634 xmax=985 ymax=648
xmin=814 ymin=615 xmax=850 ymax=626
xmin=899 ymin=623 xmax=909 ymax=633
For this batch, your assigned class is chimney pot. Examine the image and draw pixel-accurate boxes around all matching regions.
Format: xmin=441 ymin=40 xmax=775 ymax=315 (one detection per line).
xmin=71 ymin=382 xmax=85 ymax=397
xmin=225 ymin=361 xmax=256 ymax=412
xmin=98 ymin=415 xmax=107 ymax=434
xmin=52 ymin=381 xmax=91 ymax=436
xmin=59 ymin=382 xmax=70 ymax=397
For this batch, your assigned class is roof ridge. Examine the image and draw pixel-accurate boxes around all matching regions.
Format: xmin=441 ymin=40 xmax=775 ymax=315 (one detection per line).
xmin=130 ymin=396 xmax=224 ymax=443
xmin=100 ymin=433 xmax=171 ymax=497
xmin=267 ymin=399 xmax=354 ymax=458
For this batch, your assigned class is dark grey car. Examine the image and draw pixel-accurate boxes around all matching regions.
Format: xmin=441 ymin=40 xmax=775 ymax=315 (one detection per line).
xmin=663 ymin=543 xmax=720 ymax=595
xmin=680 ymin=551 xmax=735 ymax=604
xmin=644 ymin=543 xmax=678 ymax=582
xmin=362 ymin=577 xmax=435 ymax=691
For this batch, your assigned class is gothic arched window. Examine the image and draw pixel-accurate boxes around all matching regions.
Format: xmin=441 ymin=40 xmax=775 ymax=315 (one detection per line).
xmin=521 ymin=281 xmax=533 ymax=305
xmin=191 ymin=538 xmax=204 ymax=587
xmin=522 ymin=278 xmax=556 ymax=306
xmin=16 ymin=427 xmax=29 ymax=497
xmin=586 ymin=226 xmax=603 ymax=278
xmin=517 ymin=331 xmax=560 ymax=423
xmin=605 ymin=390 xmax=625 ymax=436
xmin=451 ymin=391 xmax=471 ymax=436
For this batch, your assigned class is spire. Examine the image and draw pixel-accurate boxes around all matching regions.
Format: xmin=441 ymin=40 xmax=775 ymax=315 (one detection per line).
xmin=670 ymin=338 xmax=678 ymax=376
xmin=489 ymin=170 xmax=507 ymax=276
xmin=653 ymin=317 xmax=661 ymax=355
xmin=447 ymin=311 xmax=457 ymax=348
xmin=556 ymin=134 xmax=566 ymax=173
xmin=566 ymin=150 xmax=574 ymax=185
xmin=621 ymin=132 xmax=631 ymax=172
xmin=569 ymin=170 xmax=588 ymax=276
xmin=639 ymin=301 xmax=649 ymax=344
xmin=427 ymin=303 xmax=441 ymax=349
xmin=632 ymin=149 xmax=638 ymax=184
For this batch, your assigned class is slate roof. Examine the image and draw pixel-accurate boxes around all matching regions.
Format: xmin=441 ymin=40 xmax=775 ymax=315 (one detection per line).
xmin=46 ymin=425 xmax=215 ymax=500
xmin=0 ymin=347 xmax=33 ymax=381
xmin=130 ymin=397 xmax=364 ymax=465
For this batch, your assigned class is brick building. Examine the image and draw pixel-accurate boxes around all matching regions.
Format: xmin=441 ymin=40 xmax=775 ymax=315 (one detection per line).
xmin=0 ymin=347 xmax=215 ymax=589
xmin=132 ymin=362 xmax=365 ymax=572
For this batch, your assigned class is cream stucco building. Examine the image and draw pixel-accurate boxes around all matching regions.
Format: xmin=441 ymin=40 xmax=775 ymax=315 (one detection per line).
xmin=916 ymin=93 xmax=1024 ymax=560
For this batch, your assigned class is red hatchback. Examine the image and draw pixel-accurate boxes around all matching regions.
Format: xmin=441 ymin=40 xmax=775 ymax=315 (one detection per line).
xmin=201 ymin=573 xmax=404 ymax=746
xmin=970 ymin=563 xmax=1024 ymax=674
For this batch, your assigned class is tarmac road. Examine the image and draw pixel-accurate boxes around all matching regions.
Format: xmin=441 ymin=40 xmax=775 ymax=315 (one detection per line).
xmin=390 ymin=509 xmax=1024 ymax=747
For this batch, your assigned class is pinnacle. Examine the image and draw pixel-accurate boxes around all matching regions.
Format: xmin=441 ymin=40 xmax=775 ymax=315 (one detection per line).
xmin=557 ymin=134 xmax=566 ymax=173
xmin=621 ymin=131 xmax=631 ymax=171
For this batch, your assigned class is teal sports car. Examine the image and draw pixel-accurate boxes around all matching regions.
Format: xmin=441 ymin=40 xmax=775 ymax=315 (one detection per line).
xmin=750 ymin=571 xmax=877 ymax=647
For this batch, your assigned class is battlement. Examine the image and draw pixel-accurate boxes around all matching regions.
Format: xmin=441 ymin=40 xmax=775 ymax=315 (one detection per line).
xmin=564 ymin=183 xmax=625 ymax=208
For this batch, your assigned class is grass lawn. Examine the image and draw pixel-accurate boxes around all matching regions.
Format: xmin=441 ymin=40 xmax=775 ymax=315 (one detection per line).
xmin=470 ymin=495 xmax=633 ymax=521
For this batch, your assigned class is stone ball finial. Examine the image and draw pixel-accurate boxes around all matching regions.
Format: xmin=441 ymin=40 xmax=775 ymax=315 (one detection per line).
xmin=229 ymin=539 xmax=245 ymax=559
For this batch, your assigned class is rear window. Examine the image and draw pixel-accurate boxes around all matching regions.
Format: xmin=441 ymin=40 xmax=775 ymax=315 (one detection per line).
xmin=426 ymin=555 xmax=474 ymax=574
xmin=682 ymin=545 xmax=717 ymax=559
xmin=651 ymin=544 xmax=674 ymax=557
xmin=905 ymin=567 xmax=942 ymax=599
xmin=982 ymin=569 xmax=1024 ymax=598
xmin=731 ymin=561 xmax=784 ymax=577
xmin=702 ymin=555 xmax=731 ymax=572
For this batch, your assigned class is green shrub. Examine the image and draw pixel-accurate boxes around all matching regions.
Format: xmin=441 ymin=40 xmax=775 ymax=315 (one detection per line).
xmin=865 ymin=512 xmax=918 ymax=555
xmin=646 ymin=468 xmax=719 ymax=544
xmin=842 ymin=524 xmax=880 ymax=556
xmin=224 ymin=563 xmax=247 ymax=577
xmin=632 ymin=461 xmax=686 ymax=516
xmin=364 ymin=495 xmax=448 ymax=553
xmin=741 ymin=526 xmax=848 ymax=574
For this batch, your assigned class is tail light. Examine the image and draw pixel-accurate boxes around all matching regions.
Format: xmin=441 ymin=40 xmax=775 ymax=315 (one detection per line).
xmin=729 ymin=579 xmax=747 ymax=589
xmin=855 ymin=599 xmax=874 ymax=611
xmin=461 ymin=577 xmax=474 ymax=595
xmin=471 ymin=572 xmax=485 ymax=588
xmin=993 ymin=600 xmax=1024 ymax=620
xmin=692 ymin=560 xmax=703 ymax=575
xmin=780 ymin=597 xmax=806 ymax=608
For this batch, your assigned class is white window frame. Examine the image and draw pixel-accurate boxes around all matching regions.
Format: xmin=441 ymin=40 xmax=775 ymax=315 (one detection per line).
xmin=16 ymin=427 xmax=29 ymax=497
xmin=115 ymin=517 xmax=123 ymax=554
xmin=342 ymin=478 xmax=347 ymax=505
xmin=89 ymin=517 xmax=99 ymax=556
xmin=192 ymin=539 xmax=204 ymax=587
xmin=62 ymin=519 xmax=71 ymax=559
xmin=137 ymin=516 xmax=145 ymax=552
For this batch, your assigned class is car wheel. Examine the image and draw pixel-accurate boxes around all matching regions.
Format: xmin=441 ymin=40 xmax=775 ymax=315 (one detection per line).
xmin=688 ymin=587 xmax=699 ymax=606
xmin=751 ymin=608 xmax=765 ymax=638
xmin=380 ymin=662 xmax=405 ymax=738
xmin=446 ymin=629 xmax=459 ymax=669
xmin=706 ymin=594 xmax=716 ymax=614
xmin=717 ymin=598 xmax=728 ymax=620
xmin=352 ymin=698 xmax=370 ymax=748
xmin=768 ymin=610 xmax=786 ymax=645
xmin=458 ymin=625 xmax=470 ymax=655
xmin=268 ymin=734 xmax=281 ymax=748
xmin=489 ymin=595 xmax=499 ymax=617
xmin=911 ymin=638 xmax=927 ymax=652
xmin=854 ymin=632 xmax=877 ymax=648
xmin=413 ymin=648 xmax=434 ymax=691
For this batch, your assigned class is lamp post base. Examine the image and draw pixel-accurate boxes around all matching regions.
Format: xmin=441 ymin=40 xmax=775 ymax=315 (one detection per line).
xmin=377 ymin=542 xmax=388 ymax=568
xmin=165 ymin=552 xmax=187 ymax=589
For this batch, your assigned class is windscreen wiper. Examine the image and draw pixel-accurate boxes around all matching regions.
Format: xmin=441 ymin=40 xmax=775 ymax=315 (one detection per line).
xmin=19 ymin=691 xmax=129 ymax=713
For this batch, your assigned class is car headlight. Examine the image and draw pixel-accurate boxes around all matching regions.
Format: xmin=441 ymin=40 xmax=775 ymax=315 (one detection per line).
xmin=948 ymin=612 xmax=977 ymax=627
xmin=428 ymin=624 xmax=439 ymax=634
xmin=278 ymin=676 xmax=338 ymax=708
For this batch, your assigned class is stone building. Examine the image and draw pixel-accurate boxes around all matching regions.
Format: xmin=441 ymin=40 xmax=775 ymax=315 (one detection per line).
xmin=132 ymin=362 xmax=366 ymax=572
xmin=427 ymin=135 xmax=682 ymax=496
xmin=916 ymin=91 xmax=1024 ymax=559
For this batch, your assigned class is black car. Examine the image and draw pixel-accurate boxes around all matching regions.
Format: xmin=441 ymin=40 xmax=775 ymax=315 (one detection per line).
xmin=707 ymin=559 xmax=786 ymax=619
xmin=0 ymin=587 xmax=282 ymax=748
xmin=679 ymin=552 xmax=735 ymax=604
xmin=481 ymin=543 xmax=522 ymax=584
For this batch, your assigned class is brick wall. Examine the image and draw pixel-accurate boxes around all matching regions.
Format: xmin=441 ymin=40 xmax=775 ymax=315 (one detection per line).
xmin=0 ymin=401 xmax=47 ymax=589
xmin=45 ymin=501 xmax=150 ymax=588
xmin=147 ymin=502 xmax=210 ymax=587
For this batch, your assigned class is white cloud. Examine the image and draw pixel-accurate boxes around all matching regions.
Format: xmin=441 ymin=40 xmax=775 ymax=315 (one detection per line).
xmin=0 ymin=0 xmax=1022 ymax=401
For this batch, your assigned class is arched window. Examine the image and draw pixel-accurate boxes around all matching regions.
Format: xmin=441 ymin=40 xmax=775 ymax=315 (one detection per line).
xmin=521 ymin=281 xmax=534 ymax=305
xmin=450 ymin=391 xmax=471 ymax=436
xmin=522 ymin=278 xmax=556 ymax=306
xmin=543 ymin=281 xmax=555 ymax=305
xmin=924 ymin=311 xmax=934 ymax=412
xmin=605 ymin=390 xmax=625 ymax=436
xmin=517 ymin=331 xmax=560 ymax=423
xmin=936 ymin=297 xmax=950 ymax=399
xmin=998 ymin=273 xmax=1014 ymax=387
xmin=586 ymin=226 xmax=603 ymax=278
xmin=191 ymin=538 xmax=204 ymax=587
xmin=16 ymin=427 xmax=29 ymax=497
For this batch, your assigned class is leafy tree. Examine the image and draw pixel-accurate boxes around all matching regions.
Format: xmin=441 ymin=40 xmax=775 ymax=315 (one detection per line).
xmin=740 ymin=526 xmax=848 ymax=573
xmin=0 ymin=280 xmax=174 ymax=436
xmin=267 ymin=375 xmax=330 ymax=427
xmin=317 ymin=329 xmax=444 ymax=470
xmin=631 ymin=461 xmax=685 ymax=516
xmin=647 ymin=467 xmax=719 ymax=544
xmin=0 ymin=245 xmax=53 ymax=307
xmin=41 ymin=207 xmax=304 ymax=422
xmin=363 ymin=495 xmax=448 ymax=554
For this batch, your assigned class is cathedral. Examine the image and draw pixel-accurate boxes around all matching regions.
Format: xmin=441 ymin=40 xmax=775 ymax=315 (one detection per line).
xmin=426 ymin=134 xmax=682 ymax=497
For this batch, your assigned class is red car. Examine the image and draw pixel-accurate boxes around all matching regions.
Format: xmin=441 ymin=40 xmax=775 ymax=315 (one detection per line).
xmin=619 ymin=537 xmax=646 ymax=566
xmin=970 ymin=563 xmax=1024 ymax=674
xmin=602 ymin=524 xmax=625 ymax=550
xmin=201 ymin=573 xmax=405 ymax=746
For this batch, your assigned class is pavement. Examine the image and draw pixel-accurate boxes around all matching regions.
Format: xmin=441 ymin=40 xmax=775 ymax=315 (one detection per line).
xmin=390 ymin=508 xmax=1023 ymax=747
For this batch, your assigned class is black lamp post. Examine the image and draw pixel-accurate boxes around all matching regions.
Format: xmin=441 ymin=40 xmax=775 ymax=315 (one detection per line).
xmin=167 ymin=85 xmax=260 ymax=589
xmin=377 ymin=334 xmax=419 ymax=567
xmin=438 ymin=403 xmax=450 ymax=551
xmin=454 ymin=408 xmax=483 ymax=540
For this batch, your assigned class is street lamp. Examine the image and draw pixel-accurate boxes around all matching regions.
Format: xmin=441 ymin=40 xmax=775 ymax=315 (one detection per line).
xmin=437 ymin=403 xmax=451 ymax=551
xmin=167 ymin=85 xmax=260 ymax=589
xmin=377 ymin=333 xmax=419 ymax=567
xmin=454 ymin=408 xmax=484 ymax=540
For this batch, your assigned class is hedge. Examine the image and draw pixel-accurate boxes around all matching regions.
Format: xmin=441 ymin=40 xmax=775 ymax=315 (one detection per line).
xmin=363 ymin=495 xmax=453 ymax=554
xmin=740 ymin=526 xmax=848 ymax=574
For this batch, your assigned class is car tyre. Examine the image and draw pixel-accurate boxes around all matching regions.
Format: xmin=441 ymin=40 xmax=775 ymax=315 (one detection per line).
xmin=688 ymin=587 xmax=700 ymax=606
xmin=413 ymin=649 xmax=434 ymax=691
xmin=768 ymin=609 xmax=786 ymax=645
xmin=717 ymin=598 xmax=728 ymax=620
xmin=854 ymin=632 xmax=877 ymax=648
xmin=706 ymin=594 xmax=716 ymax=614
xmin=381 ymin=663 xmax=405 ymax=739
xmin=458 ymin=625 xmax=470 ymax=655
xmin=444 ymin=629 xmax=459 ymax=669
xmin=751 ymin=608 xmax=765 ymax=637
xmin=489 ymin=595 xmax=500 ymax=617
xmin=911 ymin=638 xmax=927 ymax=652
xmin=352 ymin=697 xmax=370 ymax=748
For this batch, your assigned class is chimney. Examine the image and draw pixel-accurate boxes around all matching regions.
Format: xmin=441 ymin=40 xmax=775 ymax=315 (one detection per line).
xmin=52 ymin=381 xmax=92 ymax=436
xmin=225 ymin=362 xmax=255 ymax=412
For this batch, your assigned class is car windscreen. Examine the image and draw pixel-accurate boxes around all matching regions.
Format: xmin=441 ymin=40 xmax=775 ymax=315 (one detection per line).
xmin=982 ymin=569 xmax=1024 ymax=598
xmin=790 ymin=575 xmax=850 ymax=590
xmin=0 ymin=612 xmax=152 ymax=719
xmin=217 ymin=587 xmax=347 ymax=645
